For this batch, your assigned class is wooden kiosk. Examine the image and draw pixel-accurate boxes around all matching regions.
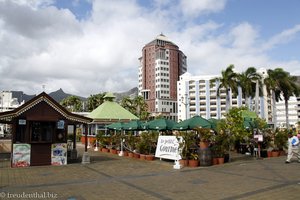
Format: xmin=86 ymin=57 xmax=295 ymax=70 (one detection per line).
xmin=0 ymin=92 xmax=92 ymax=167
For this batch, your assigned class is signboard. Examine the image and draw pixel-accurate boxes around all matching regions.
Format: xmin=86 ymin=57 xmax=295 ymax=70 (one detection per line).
xmin=51 ymin=143 xmax=67 ymax=165
xmin=254 ymin=134 xmax=263 ymax=142
xmin=57 ymin=120 xmax=65 ymax=129
xmin=67 ymin=125 xmax=74 ymax=135
xmin=18 ymin=119 xmax=26 ymax=125
xmin=12 ymin=144 xmax=31 ymax=167
xmin=155 ymin=136 xmax=182 ymax=160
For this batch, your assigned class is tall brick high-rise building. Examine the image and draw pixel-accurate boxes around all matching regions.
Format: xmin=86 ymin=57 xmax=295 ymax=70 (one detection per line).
xmin=138 ymin=34 xmax=187 ymax=120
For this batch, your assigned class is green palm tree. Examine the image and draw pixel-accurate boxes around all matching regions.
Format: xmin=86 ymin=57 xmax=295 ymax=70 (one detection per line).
xmin=121 ymin=96 xmax=149 ymax=120
xmin=264 ymin=69 xmax=281 ymax=128
xmin=120 ymin=96 xmax=135 ymax=114
xmin=276 ymin=70 xmax=300 ymax=129
xmin=237 ymin=67 xmax=261 ymax=110
xmin=60 ymin=95 xmax=83 ymax=112
xmin=265 ymin=68 xmax=300 ymax=129
xmin=87 ymin=93 xmax=105 ymax=111
xmin=210 ymin=64 xmax=239 ymax=114
xmin=133 ymin=96 xmax=149 ymax=120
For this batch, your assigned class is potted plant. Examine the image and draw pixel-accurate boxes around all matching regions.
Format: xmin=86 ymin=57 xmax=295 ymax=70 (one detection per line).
xmin=125 ymin=133 xmax=140 ymax=158
xmin=273 ymin=129 xmax=288 ymax=157
xmin=177 ymin=131 xmax=195 ymax=166
xmin=195 ymin=128 xmax=212 ymax=149
xmin=137 ymin=131 xmax=157 ymax=161
xmin=96 ymin=131 xmax=109 ymax=152
xmin=213 ymin=132 xmax=230 ymax=164
xmin=108 ymin=133 xmax=121 ymax=154
xmin=188 ymin=153 xmax=199 ymax=167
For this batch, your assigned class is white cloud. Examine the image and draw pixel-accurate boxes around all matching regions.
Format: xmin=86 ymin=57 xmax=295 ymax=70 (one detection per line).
xmin=0 ymin=0 xmax=299 ymax=98
xmin=180 ymin=0 xmax=227 ymax=18
xmin=262 ymin=24 xmax=300 ymax=50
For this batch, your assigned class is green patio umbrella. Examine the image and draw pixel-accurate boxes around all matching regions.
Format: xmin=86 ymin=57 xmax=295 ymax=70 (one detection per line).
xmin=243 ymin=119 xmax=257 ymax=129
xmin=208 ymin=118 xmax=220 ymax=130
xmin=143 ymin=118 xmax=177 ymax=131
xmin=122 ymin=120 xmax=143 ymax=131
xmin=105 ymin=122 xmax=124 ymax=131
xmin=174 ymin=115 xmax=212 ymax=130
xmin=241 ymin=110 xmax=257 ymax=119
xmin=241 ymin=110 xmax=258 ymax=129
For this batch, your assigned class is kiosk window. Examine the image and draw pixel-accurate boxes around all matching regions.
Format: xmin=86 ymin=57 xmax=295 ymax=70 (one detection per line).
xmin=31 ymin=121 xmax=54 ymax=142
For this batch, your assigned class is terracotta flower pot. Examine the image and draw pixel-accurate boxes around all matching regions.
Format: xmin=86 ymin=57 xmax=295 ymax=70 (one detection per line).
xmin=102 ymin=148 xmax=109 ymax=153
xmin=212 ymin=158 xmax=219 ymax=165
xmin=199 ymin=141 xmax=209 ymax=149
xmin=179 ymin=159 xmax=189 ymax=167
xmin=123 ymin=151 xmax=128 ymax=157
xmin=146 ymin=155 xmax=155 ymax=161
xmin=267 ymin=151 xmax=272 ymax=158
xmin=133 ymin=153 xmax=140 ymax=159
xmin=271 ymin=151 xmax=280 ymax=157
xmin=128 ymin=152 xmax=134 ymax=158
xmin=110 ymin=149 xmax=118 ymax=154
xmin=188 ymin=160 xmax=199 ymax=167
xmin=140 ymin=154 xmax=146 ymax=160
xmin=217 ymin=157 xmax=224 ymax=164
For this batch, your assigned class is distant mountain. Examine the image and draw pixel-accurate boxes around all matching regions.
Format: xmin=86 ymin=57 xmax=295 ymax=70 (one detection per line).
xmin=12 ymin=91 xmax=36 ymax=103
xmin=48 ymin=88 xmax=87 ymax=103
xmin=11 ymin=87 xmax=139 ymax=104
xmin=113 ymin=87 xmax=138 ymax=102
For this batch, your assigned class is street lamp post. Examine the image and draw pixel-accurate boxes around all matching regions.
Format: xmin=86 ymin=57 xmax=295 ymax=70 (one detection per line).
xmin=181 ymin=93 xmax=189 ymax=120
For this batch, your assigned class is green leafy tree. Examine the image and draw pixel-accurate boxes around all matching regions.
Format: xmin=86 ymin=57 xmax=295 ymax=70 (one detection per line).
xmin=60 ymin=96 xmax=83 ymax=112
xmin=237 ymin=67 xmax=261 ymax=109
xmin=265 ymin=68 xmax=300 ymax=129
xmin=87 ymin=93 xmax=105 ymax=111
xmin=217 ymin=107 xmax=251 ymax=160
xmin=210 ymin=64 xmax=239 ymax=114
xmin=121 ymin=95 xmax=149 ymax=120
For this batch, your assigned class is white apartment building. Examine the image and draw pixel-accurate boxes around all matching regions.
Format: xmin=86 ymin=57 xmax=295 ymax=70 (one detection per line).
xmin=0 ymin=91 xmax=23 ymax=112
xmin=0 ymin=91 xmax=24 ymax=137
xmin=177 ymin=72 xmax=243 ymax=121
xmin=276 ymin=96 xmax=299 ymax=128
xmin=177 ymin=70 xmax=300 ymax=128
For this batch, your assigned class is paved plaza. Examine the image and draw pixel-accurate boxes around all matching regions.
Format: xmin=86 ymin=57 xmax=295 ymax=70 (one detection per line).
xmin=1 ymin=147 xmax=300 ymax=200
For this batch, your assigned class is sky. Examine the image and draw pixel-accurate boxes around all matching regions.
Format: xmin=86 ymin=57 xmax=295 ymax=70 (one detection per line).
xmin=1 ymin=0 xmax=300 ymax=97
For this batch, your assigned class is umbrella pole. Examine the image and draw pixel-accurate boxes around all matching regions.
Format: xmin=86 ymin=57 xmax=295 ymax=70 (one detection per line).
xmin=119 ymin=130 xmax=125 ymax=156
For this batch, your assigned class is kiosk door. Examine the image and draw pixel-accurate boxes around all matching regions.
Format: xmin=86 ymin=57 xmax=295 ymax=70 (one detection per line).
xmin=30 ymin=143 xmax=51 ymax=166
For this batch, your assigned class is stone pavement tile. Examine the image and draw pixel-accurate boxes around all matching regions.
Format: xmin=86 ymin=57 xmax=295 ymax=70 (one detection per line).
xmin=236 ymin=184 xmax=300 ymax=200
xmin=1 ymin=153 xmax=300 ymax=200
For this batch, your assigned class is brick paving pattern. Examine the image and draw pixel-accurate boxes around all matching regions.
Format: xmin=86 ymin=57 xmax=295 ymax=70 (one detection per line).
xmin=1 ymin=147 xmax=300 ymax=200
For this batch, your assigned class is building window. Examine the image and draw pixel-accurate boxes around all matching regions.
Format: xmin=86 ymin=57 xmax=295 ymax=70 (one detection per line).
xmin=30 ymin=121 xmax=54 ymax=143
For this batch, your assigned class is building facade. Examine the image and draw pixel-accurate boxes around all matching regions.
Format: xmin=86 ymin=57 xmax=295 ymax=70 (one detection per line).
xmin=138 ymin=34 xmax=187 ymax=120
xmin=0 ymin=91 xmax=23 ymax=112
xmin=177 ymin=73 xmax=243 ymax=121
xmin=276 ymin=96 xmax=300 ymax=128
xmin=177 ymin=69 xmax=300 ymax=128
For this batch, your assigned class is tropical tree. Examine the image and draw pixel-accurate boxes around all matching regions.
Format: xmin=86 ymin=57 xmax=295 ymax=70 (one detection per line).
xmin=265 ymin=68 xmax=300 ymax=129
xmin=121 ymin=96 xmax=149 ymax=120
xmin=134 ymin=95 xmax=149 ymax=120
xmin=210 ymin=64 xmax=239 ymax=114
xmin=237 ymin=67 xmax=261 ymax=110
xmin=60 ymin=96 xmax=83 ymax=112
xmin=217 ymin=107 xmax=252 ymax=161
xmin=86 ymin=93 xmax=105 ymax=111
xmin=121 ymin=96 xmax=135 ymax=114
xmin=264 ymin=69 xmax=281 ymax=128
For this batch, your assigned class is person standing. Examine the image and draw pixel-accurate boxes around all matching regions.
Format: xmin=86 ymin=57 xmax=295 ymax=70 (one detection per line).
xmin=286 ymin=132 xmax=300 ymax=163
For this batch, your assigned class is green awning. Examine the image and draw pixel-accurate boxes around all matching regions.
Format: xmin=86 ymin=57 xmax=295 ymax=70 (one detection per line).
xmin=173 ymin=115 xmax=212 ymax=130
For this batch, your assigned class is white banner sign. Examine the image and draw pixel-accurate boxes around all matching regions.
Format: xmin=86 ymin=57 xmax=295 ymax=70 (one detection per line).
xmin=155 ymin=136 xmax=182 ymax=160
